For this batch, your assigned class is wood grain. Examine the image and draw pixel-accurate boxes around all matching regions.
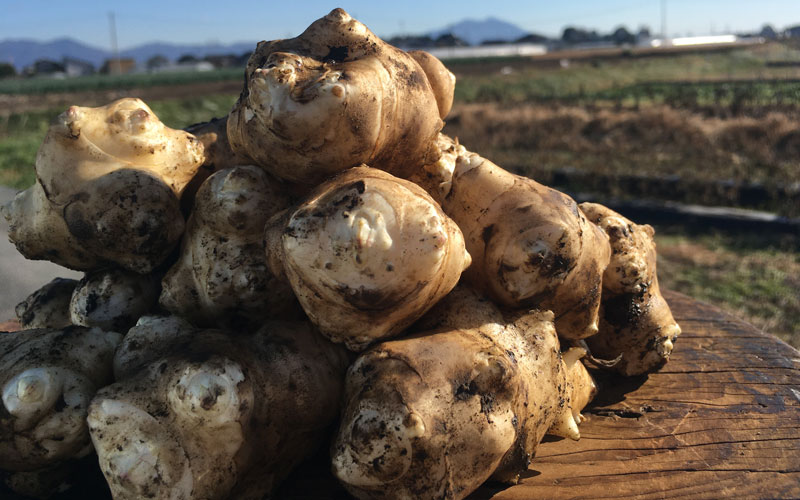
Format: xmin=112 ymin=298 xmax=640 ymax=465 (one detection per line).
xmin=473 ymin=290 xmax=800 ymax=499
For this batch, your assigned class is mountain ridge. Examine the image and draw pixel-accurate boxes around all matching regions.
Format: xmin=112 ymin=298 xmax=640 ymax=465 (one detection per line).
xmin=0 ymin=17 xmax=532 ymax=70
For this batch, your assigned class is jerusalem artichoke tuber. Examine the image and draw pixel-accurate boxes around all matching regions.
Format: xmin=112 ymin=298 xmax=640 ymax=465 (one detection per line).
xmin=0 ymin=326 xmax=122 ymax=472
xmin=3 ymin=98 xmax=204 ymax=273
xmin=580 ymin=202 xmax=681 ymax=375
xmin=15 ymin=278 xmax=78 ymax=329
xmin=264 ymin=166 xmax=471 ymax=351
xmin=88 ymin=319 xmax=349 ymax=499
xmin=418 ymin=135 xmax=611 ymax=340
xmin=160 ymin=166 xmax=297 ymax=328
xmin=332 ymin=287 xmax=596 ymax=499
xmin=227 ymin=8 xmax=445 ymax=185
xmin=70 ymin=268 xmax=161 ymax=333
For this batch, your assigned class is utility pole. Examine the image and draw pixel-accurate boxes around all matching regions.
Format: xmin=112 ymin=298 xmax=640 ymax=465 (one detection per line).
xmin=660 ymin=0 xmax=667 ymax=40
xmin=108 ymin=11 xmax=121 ymax=74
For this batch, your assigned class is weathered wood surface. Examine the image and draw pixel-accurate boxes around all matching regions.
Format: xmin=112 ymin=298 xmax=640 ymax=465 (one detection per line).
xmin=472 ymin=290 xmax=800 ymax=499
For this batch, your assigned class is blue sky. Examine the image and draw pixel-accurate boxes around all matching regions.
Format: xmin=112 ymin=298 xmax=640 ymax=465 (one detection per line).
xmin=2 ymin=0 xmax=799 ymax=48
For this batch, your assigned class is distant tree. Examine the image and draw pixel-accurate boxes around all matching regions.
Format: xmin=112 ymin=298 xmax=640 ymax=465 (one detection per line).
xmin=434 ymin=33 xmax=468 ymax=47
xmin=480 ymin=39 xmax=511 ymax=46
xmin=637 ymin=26 xmax=652 ymax=41
xmin=146 ymin=55 xmax=169 ymax=70
xmin=611 ymin=26 xmax=635 ymax=45
xmin=759 ymin=24 xmax=778 ymax=40
xmin=386 ymin=35 xmax=435 ymax=48
xmin=25 ymin=59 xmax=65 ymax=76
xmin=204 ymin=54 xmax=240 ymax=69
xmin=515 ymin=33 xmax=550 ymax=44
xmin=562 ymin=27 xmax=600 ymax=45
xmin=0 ymin=63 xmax=15 ymax=79
xmin=237 ymin=51 xmax=252 ymax=66
xmin=177 ymin=54 xmax=199 ymax=64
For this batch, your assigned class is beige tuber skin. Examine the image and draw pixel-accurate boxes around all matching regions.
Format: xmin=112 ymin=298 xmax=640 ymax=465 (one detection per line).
xmin=160 ymin=166 xmax=298 ymax=329
xmin=580 ymin=202 xmax=681 ymax=375
xmin=3 ymin=98 xmax=204 ymax=273
xmin=407 ymin=50 xmax=456 ymax=119
xmin=227 ymin=8 xmax=445 ymax=185
xmin=265 ymin=166 xmax=471 ymax=351
xmin=15 ymin=278 xmax=78 ymax=329
xmin=2 ymin=182 xmax=105 ymax=271
xmin=88 ymin=318 xmax=350 ymax=500
xmin=332 ymin=286 xmax=596 ymax=499
xmin=414 ymin=135 xmax=611 ymax=340
xmin=0 ymin=326 xmax=122 ymax=472
xmin=70 ymin=268 xmax=161 ymax=333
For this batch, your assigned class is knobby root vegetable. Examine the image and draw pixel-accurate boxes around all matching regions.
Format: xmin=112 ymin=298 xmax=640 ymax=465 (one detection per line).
xmin=407 ymin=50 xmax=456 ymax=119
xmin=264 ymin=166 xmax=471 ymax=351
xmin=2 ymin=182 xmax=104 ymax=271
xmin=0 ymin=326 xmax=122 ymax=472
xmin=70 ymin=268 xmax=161 ymax=333
xmin=15 ymin=278 xmax=78 ymax=329
xmin=332 ymin=287 xmax=596 ymax=499
xmin=227 ymin=8 xmax=445 ymax=185
xmin=418 ymin=135 xmax=611 ymax=339
xmin=2 ymin=98 xmax=204 ymax=273
xmin=37 ymin=98 xmax=203 ymax=203
xmin=88 ymin=319 xmax=349 ymax=499
xmin=580 ymin=202 xmax=681 ymax=375
xmin=181 ymin=117 xmax=253 ymax=214
xmin=160 ymin=166 xmax=297 ymax=328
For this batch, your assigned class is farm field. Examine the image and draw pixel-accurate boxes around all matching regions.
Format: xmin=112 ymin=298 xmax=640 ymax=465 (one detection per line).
xmin=0 ymin=42 xmax=797 ymax=347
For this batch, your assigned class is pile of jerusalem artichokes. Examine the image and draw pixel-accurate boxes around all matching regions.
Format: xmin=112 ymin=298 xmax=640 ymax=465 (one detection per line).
xmin=0 ymin=9 xmax=680 ymax=500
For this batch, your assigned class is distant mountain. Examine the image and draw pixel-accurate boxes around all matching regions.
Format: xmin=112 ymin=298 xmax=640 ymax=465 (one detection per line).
xmin=0 ymin=38 xmax=109 ymax=69
xmin=429 ymin=17 xmax=529 ymax=46
xmin=0 ymin=38 xmax=259 ymax=70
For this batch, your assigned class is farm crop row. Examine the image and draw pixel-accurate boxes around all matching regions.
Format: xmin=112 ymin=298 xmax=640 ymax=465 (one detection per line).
xmin=0 ymin=68 xmax=242 ymax=95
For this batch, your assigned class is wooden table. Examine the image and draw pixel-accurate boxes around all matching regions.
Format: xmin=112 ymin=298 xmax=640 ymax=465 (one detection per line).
xmin=472 ymin=290 xmax=800 ymax=499
xmin=4 ymin=291 xmax=799 ymax=499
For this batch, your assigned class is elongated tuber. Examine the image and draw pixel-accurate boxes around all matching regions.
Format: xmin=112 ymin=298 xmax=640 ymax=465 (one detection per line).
xmin=332 ymin=287 xmax=596 ymax=499
xmin=418 ymin=135 xmax=611 ymax=339
xmin=227 ymin=8 xmax=445 ymax=185
xmin=265 ymin=166 xmax=471 ymax=350
xmin=89 ymin=319 xmax=349 ymax=499
xmin=160 ymin=166 xmax=297 ymax=328
xmin=580 ymin=202 xmax=681 ymax=375
xmin=0 ymin=326 xmax=122 ymax=472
